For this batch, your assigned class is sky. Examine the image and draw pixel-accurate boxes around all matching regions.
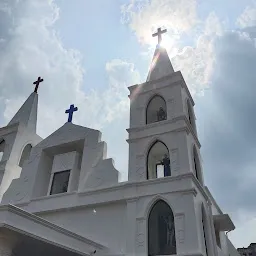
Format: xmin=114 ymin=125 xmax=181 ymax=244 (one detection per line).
xmin=0 ymin=0 xmax=256 ymax=248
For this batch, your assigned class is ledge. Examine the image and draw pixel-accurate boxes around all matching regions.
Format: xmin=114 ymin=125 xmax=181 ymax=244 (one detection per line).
xmin=16 ymin=173 xmax=198 ymax=215
xmin=0 ymin=204 xmax=108 ymax=255
xmin=127 ymin=114 xmax=201 ymax=148
xmin=128 ymin=70 xmax=195 ymax=106
xmin=213 ymin=213 xmax=235 ymax=231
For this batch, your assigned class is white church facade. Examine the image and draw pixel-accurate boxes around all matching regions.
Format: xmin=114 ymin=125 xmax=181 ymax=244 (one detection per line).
xmin=0 ymin=29 xmax=239 ymax=256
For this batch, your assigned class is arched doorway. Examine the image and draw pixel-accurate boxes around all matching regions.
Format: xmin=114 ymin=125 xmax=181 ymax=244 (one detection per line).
xmin=19 ymin=144 xmax=32 ymax=168
xmin=148 ymin=200 xmax=176 ymax=256
xmin=146 ymin=95 xmax=167 ymax=124
xmin=147 ymin=141 xmax=170 ymax=179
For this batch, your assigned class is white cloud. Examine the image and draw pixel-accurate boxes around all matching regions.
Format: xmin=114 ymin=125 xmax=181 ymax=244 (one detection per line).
xmin=173 ymin=13 xmax=223 ymax=95
xmin=0 ymin=0 xmax=140 ymax=139
xmin=121 ymin=0 xmax=224 ymax=96
xmin=229 ymin=210 xmax=256 ymax=247
xmin=121 ymin=0 xmax=198 ymax=48
xmin=237 ymin=4 xmax=256 ymax=28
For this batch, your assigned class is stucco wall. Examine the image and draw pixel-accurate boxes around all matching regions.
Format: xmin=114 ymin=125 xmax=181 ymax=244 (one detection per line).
xmin=37 ymin=202 xmax=127 ymax=253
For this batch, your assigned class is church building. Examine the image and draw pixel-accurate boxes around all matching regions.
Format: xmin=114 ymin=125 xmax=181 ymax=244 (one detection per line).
xmin=0 ymin=28 xmax=239 ymax=256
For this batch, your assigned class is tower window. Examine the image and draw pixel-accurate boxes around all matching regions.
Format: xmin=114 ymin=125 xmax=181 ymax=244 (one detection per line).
xmin=50 ymin=170 xmax=70 ymax=195
xmin=202 ymin=204 xmax=210 ymax=256
xmin=147 ymin=141 xmax=171 ymax=179
xmin=0 ymin=139 xmax=5 ymax=162
xmin=187 ymin=100 xmax=196 ymax=132
xmin=214 ymin=223 xmax=221 ymax=248
xmin=148 ymin=200 xmax=176 ymax=255
xmin=146 ymin=95 xmax=167 ymax=124
xmin=193 ymin=146 xmax=202 ymax=183
xmin=19 ymin=144 xmax=32 ymax=168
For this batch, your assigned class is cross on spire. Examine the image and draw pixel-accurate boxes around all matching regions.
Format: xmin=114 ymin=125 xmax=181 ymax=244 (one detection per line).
xmin=152 ymin=27 xmax=167 ymax=45
xmin=65 ymin=104 xmax=78 ymax=123
xmin=33 ymin=77 xmax=44 ymax=93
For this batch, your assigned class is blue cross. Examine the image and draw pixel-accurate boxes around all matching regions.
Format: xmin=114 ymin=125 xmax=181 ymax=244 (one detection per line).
xmin=65 ymin=104 xmax=78 ymax=123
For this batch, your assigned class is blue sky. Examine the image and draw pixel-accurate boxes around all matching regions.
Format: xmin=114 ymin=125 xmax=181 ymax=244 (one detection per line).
xmin=1 ymin=0 xmax=256 ymax=248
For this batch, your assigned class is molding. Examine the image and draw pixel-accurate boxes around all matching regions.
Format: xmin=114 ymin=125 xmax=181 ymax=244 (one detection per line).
xmin=127 ymin=114 xmax=201 ymax=148
xmin=190 ymin=174 xmax=212 ymax=204
xmin=128 ymin=71 xmax=182 ymax=91
xmin=128 ymin=71 xmax=195 ymax=106
xmin=204 ymin=186 xmax=223 ymax=214
xmin=0 ymin=204 xmax=107 ymax=250
xmin=127 ymin=114 xmax=184 ymax=133
xmin=183 ymin=116 xmax=201 ymax=148
xmin=18 ymin=173 xmax=201 ymax=215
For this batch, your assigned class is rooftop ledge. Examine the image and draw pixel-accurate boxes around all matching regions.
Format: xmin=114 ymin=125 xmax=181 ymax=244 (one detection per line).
xmin=213 ymin=213 xmax=235 ymax=231
xmin=0 ymin=204 xmax=108 ymax=256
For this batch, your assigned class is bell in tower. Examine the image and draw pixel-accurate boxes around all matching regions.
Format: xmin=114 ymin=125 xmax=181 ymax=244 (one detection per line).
xmin=127 ymin=27 xmax=202 ymax=184
xmin=147 ymin=141 xmax=171 ymax=179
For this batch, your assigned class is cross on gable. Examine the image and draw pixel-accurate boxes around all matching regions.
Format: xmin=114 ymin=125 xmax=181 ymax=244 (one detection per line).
xmin=152 ymin=27 xmax=167 ymax=45
xmin=33 ymin=77 xmax=44 ymax=93
xmin=65 ymin=104 xmax=78 ymax=123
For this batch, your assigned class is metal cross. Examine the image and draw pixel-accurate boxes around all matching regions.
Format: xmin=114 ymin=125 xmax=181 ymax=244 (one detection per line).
xmin=33 ymin=77 xmax=44 ymax=93
xmin=65 ymin=104 xmax=78 ymax=123
xmin=152 ymin=27 xmax=167 ymax=44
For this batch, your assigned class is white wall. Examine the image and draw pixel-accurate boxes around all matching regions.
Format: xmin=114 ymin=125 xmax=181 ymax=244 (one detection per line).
xmin=37 ymin=202 xmax=127 ymax=253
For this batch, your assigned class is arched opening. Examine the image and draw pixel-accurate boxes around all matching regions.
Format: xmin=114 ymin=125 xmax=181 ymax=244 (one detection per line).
xmin=146 ymin=95 xmax=167 ymax=124
xmin=201 ymin=204 xmax=210 ymax=256
xmin=19 ymin=144 xmax=32 ymax=168
xmin=148 ymin=200 xmax=176 ymax=256
xmin=193 ymin=146 xmax=202 ymax=183
xmin=187 ymin=100 xmax=196 ymax=132
xmin=0 ymin=139 xmax=5 ymax=162
xmin=147 ymin=141 xmax=170 ymax=179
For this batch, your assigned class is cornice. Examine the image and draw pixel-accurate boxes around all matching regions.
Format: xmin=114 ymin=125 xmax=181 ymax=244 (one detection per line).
xmin=128 ymin=71 xmax=195 ymax=107
xmin=190 ymin=174 xmax=211 ymax=204
xmin=19 ymin=173 xmax=200 ymax=215
xmin=204 ymin=186 xmax=223 ymax=214
xmin=127 ymin=114 xmax=184 ymax=133
xmin=183 ymin=116 xmax=201 ymax=148
xmin=128 ymin=71 xmax=182 ymax=91
xmin=127 ymin=114 xmax=201 ymax=148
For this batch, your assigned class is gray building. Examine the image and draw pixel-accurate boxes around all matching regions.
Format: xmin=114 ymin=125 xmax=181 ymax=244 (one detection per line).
xmin=238 ymin=243 xmax=256 ymax=256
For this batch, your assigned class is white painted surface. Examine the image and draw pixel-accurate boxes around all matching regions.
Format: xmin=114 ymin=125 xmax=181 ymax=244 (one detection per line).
xmin=0 ymin=46 xmax=239 ymax=256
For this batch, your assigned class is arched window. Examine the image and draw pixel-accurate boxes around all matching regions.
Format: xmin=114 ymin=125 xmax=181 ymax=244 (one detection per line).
xmin=148 ymin=200 xmax=176 ymax=256
xmin=193 ymin=146 xmax=202 ymax=183
xmin=146 ymin=95 xmax=167 ymax=124
xmin=187 ymin=100 xmax=196 ymax=132
xmin=0 ymin=139 xmax=5 ymax=162
xmin=201 ymin=203 xmax=211 ymax=256
xmin=147 ymin=141 xmax=170 ymax=179
xmin=19 ymin=144 xmax=32 ymax=168
xmin=201 ymin=204 xmax=210 ymax=256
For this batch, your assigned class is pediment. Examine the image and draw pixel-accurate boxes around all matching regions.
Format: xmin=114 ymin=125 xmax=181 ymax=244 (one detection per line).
xmin=37 ymin=123 xmax=101 ymax=152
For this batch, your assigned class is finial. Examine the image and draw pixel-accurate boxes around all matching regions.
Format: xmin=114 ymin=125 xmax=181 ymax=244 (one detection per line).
xmin=152 ymin=27 xmax=167 ymax=45
xmin=65 ymin=104 xmax=78 ymax=123
xmin=33 ymin=77 xmax=44 ymax=93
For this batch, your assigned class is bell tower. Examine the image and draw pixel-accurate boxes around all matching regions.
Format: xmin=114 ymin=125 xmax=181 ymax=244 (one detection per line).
xmin=127 ymin=28 xmax=203 ymax=184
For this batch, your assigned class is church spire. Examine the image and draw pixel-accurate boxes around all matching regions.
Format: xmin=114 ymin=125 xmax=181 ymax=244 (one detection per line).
xmin=8 ymin=78 xmax=41 ymax=131
xmin=147 ymin=28 xmax=174 ymax=82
